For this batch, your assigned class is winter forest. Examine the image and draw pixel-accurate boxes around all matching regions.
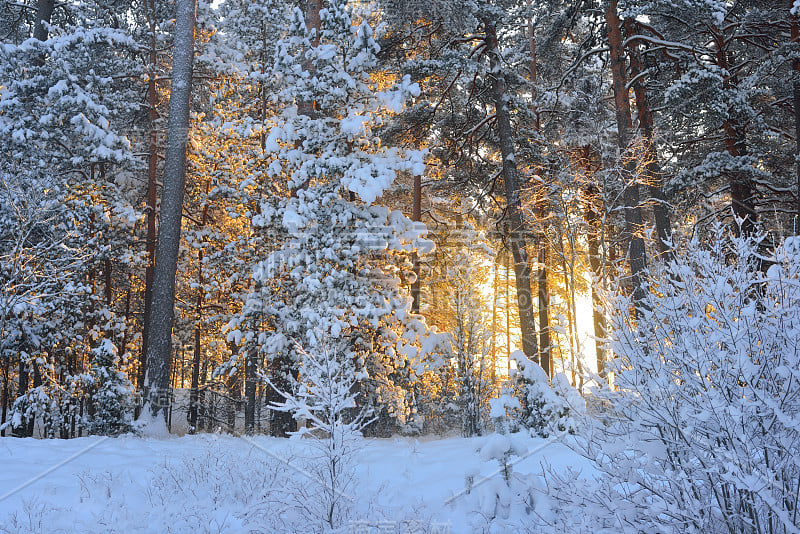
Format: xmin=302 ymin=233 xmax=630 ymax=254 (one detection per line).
xmin=1 ymin=0 xmax=800 ymax=530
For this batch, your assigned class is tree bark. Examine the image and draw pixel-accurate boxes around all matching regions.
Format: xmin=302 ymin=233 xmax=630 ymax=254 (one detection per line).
xmin=244 ymin=350 xmax=256 ymax=433
xmin=490 ymin=252 xmax=499 ymax=385
xmin=119 ymin=276 xmax=132 ymax=362
xmin=140 ymin=0 xmax=160 ymax=390
xmin=526 ymin=11 xmax=551 ymax=377
xmin=712 ymin=30 xmax=757 ymax=235
xmin=1 ymin=353 xmax=9 ymax=437
xmin=504 ymin=249 xmax=511 ymax=371
xmin=141 ymin=0 xmax=197 ymax=420
xmin=411 ymin=174 xmax=422 ymax=313
xmin=625 ymin=20 xmax=672 ymax=258
xmin=188 ymin=263 xmax=202 ymax=431
xmin=536 ymin=236 xmax=551 ymax=377
xmin=485 ymin=20 xmax=539 ymax=361
xmin=605 ymin=0 xmax=648 ymax=307
xmin=32 ymin=0 xmax=54 ymax=41
xmin=791 ymin=7 xmax=800 ymax=223
xmin=583 ymin=179 xmax=608 ymax=375
xmin=14 ymin=357 xmax=29 ymax=437
xmin=31 ymin=0 xmax=54 ymax=66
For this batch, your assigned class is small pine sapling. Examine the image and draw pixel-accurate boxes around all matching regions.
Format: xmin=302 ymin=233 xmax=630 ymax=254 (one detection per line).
xmin=512 ymin=351 xmax=583 ymax=437
xmin=268 ymin=339 xmax=374 ymax=530
xmin=87 ymin=339 xmax=134 ymax=436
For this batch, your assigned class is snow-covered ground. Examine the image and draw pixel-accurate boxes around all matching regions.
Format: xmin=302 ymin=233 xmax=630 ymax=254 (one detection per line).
xmin=0 ymin=433 xmax=588 ymax=533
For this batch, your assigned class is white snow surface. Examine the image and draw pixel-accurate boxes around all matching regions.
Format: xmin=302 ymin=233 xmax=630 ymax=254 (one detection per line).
xmin=0 ymin=433 xmax=588 ymax=533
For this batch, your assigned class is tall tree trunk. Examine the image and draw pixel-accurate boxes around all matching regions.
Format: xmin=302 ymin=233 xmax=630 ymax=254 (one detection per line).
xmin=25 ymin=361 xmax=41 ymax=436
xmin=712 ymin=30 xmax=757 ymax=235
xmin=490 ymin=251 xmax=499 ymax=385
xmin=536 ymin=236 xmax=551 ymax=377
xmin=1 ymin=353 xmax=9 ymax=436
xmin=30 ymin=0 xmax=54 ymax=68
xmin=189 ymin=182 xmax=210 ymax=431
xmin=526 ymin=11 xmax=551 ymax=377
xmin=583 ymin=181 xmax=608 ymax=375
xmin=485 ymin=20 xmax=539 ymax=361
xmin=791 ymin=6 xmax=800 ymax=223
xmin=505 ymin=249 xmax=511 ymax=372
xmin=140 ymin=0 xmax=160 ymax=390
xmin=297 ymin=0 xmax=322 ymax=117
xmin=120 ymin=275 xmax=132 ymax=360
xmin=556 ymin=232 xmax=578 ymax=385
xmin=244 ymin=350 xmax=256 ymax=433
xmin=411 ymin=174 xmax=422 ymax=313
xmin=141 ymin=0 xmax=197 ymax=421
xmin=14 ymin=357 xmax=29 ymax=437
xmin=605 ymin=0 xmax=647 ymax=307
xmin=188 ymin=257 xmax=202 ymax=432
xmin=625 ymin=20 xmax=672 ymax=258
xmin=722 ymin=116 xmax=756 ymax=235
xmin=32 ymin=0 xmax=54 ymax=41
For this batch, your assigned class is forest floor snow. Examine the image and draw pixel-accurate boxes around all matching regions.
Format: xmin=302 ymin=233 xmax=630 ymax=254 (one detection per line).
xmin=0 ymin=432 xmax=588 ymax=533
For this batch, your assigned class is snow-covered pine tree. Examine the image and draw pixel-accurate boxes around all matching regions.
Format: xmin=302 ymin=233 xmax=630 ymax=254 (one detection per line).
xmin=191 ymin=0 xmax=290 ymax=433
xmin=86 ymin=339 xmax=134 ymax=435
xmin=0 ymin=0 xmax=140 ymax=437
xmin=621 ymin=0 xmax=794 ymax=235
xmin=227 ymin=0 xmax=434 ymax=437
xmin=0 ymin=180 xmax=134 ymax=437
xmin=445 ymin=219 xmax=495 ymax=436
xmin=382 ymin=0 xmax=559 ymax=365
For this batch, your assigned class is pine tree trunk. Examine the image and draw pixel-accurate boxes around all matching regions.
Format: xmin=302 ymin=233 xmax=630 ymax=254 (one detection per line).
xmin=32 ymin=0 xmax=54 ymax=41
xmin=225 ymin=346 xmax=239 ymax=432
xmin=526 ymin=13 xmax=551 ymax=377
xmin=188 ymin=267 xmax=202 ymax=432
xmin=490 ymin=252 xmax=499 ymax=385
xmin=1 ymin=353 xmax=9 ymax=437
xmin=583 ymin=180 xmax=608 ymax=375
xmin=605 ymin=0 xmax=647 ymax=307
xmin=537 ymin=236 xmax=551 ymax=377
xmin=14 ymin=358 xmax=29 ymax=437
xmin=140 ymin=0 xmax=160 ymax=390
xmin=625 ymin=20 xmax=672 ymax=258
xmin=142 ymin=0 xmax=197 ymax=421
xmin=296 ymin=0 xmax=322 ymax=118
xmin=791 ymin=7 xmax=800 ymax=223
xmin=244 ymin=350 xmax=256 ymax=433
xmin=25 ymin=361 xmax=41 ymax=436
xmin=268 ymin=357 xmax=296 ymax=437
xmin=713 ymin=32 xmax=757 ymax=235
xmin=485 ymin=20 xmax=539 ymax=361
xmin=505 ymin=249 xmax=511 ymax=371
xmin=119 ymin=275 xmax=132 ymax=360
xmin=411 ymin=174 xmax=422 ymax=313
xmin=31 ymin=0 xmax=54 ymax=67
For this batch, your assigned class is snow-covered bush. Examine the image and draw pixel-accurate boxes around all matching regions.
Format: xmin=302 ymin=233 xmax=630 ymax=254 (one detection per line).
xmin=542 ymin=228 xmax=800 ymax=533
xmin=471 ymin=432 xmax=533 ymax=522
xmin=512 ymin=352 xmax=584 ymax=438
xmin=488 ymin=391 xmax=520 ymax=435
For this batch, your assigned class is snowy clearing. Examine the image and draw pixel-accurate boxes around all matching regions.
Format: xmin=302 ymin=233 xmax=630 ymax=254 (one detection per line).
xmin=0 ymin=433 xmax=587 ymax=533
